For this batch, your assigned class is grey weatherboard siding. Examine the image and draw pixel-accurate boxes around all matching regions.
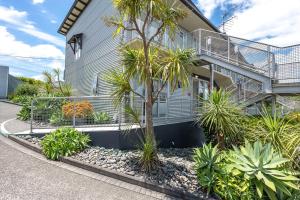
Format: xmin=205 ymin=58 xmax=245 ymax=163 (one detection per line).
xmin=63 ymin=0 xmax=213 ymax=124
xmin=65 ymin=0 xmax=121 ymax=96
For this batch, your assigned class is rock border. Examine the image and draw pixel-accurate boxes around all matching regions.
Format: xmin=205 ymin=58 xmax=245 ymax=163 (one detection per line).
xmin=8 ymin=135 xmax=212 ymax=200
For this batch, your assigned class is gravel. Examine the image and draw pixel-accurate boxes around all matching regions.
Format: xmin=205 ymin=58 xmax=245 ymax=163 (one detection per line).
xmin=18 ymin=135 xmax=207 ymax=198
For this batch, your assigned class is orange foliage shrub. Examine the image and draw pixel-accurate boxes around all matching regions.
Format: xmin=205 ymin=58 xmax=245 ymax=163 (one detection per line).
xmin=62 ymin=101 xmax=94 ymax=118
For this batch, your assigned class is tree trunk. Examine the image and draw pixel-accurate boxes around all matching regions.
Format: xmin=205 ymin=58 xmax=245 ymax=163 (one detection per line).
xmin=145 ymin=78 xmax=156 ymax=147
xmin=217 ymin=132 xmax=225 ymax=149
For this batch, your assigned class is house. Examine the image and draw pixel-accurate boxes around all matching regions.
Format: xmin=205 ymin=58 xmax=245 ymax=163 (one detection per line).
xmin=58 ymin=0 xmax=300 ymax=122
xmin=58 ymin=0 xmax=237 ymax=123
xmin=0 ymin=66 xmax=9 ymax=98
xmin=0 ymin=66 xmax=22 ymax=98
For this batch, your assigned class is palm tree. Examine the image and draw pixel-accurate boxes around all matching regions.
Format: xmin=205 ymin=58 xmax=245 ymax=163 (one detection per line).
xmin=197 ymin=89 xmax=243 ymax=149
xmin=42 ymin=68 xmax=72 ymax=96
xmin=105 ymin=0 xmax=195 ymax=168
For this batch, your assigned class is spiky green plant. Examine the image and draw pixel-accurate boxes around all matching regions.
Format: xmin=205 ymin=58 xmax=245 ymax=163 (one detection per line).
xmin=246 ymin=109 xmax=300 ymax=169
xmin=139 ymin=133 xmax=159 ymax=173
xmin=197 ymin=89 xmax=243 ymax=148
xmin=229 ymin=140 xmax=299 ymax=200
xmin=193 ymin=143 xmax=223 ymax=197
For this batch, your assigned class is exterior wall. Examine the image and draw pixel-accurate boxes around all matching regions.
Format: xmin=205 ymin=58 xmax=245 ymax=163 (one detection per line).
xmin=62 ymin=0 xmax=218 ymax=124
xmin=8 ymin=75 xmax=22 ymax=95
xmin=0 ymin=66 xmax=9 ymax=98
xmin=64 ymin=0 xmax=121 ymax=96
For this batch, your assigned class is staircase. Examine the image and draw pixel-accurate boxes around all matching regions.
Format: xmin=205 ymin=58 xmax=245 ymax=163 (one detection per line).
xmin=192 ymin=29 xmax=300 ymax=111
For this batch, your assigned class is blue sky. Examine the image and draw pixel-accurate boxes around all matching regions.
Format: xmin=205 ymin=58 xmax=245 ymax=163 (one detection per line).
xmin=0 ymin=0 xmax=299 ymax=80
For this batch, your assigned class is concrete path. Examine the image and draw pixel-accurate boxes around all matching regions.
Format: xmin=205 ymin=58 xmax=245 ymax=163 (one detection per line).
xmin=0 ymin=136 xmax=169 ymax=200
xmin=0 ymin=101 xmax=30 ymax=134
xmin=0 ymin=101 xmax=21 ymax=123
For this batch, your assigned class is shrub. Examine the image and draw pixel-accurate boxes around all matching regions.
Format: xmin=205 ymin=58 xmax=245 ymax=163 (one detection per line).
xmin=245 ymin=110 xmax=300 ymax=169
xmin=49 ymin=111 xmax=65 ymax=126
xmin=62 ymin=101 xmax=94 ymax=118
xmin=193 ymin=143 xmax=222 ymax=197
xmin=193 ymin=143 xmax=253 ymax=199
xmin=197 ymin=89 xmax=243 ymax=148
xmin=17 ymin=103 xmax=31 ymax=121
xmin=139 ymin=134 xmax=159 ymax=173
xmin=41 ymin=127 xmax=90 ymax=160
xmin=229 ymin=140 xmax=299 ymax=200
xmin=16 ymin=96 xmax=33 ymax=121
xmin=15 ymin=83 xmax=39 ymax=97
xmin=286 ymin=112 xmax=300 ymax=124
xmin=17 ymin=76 xmax=43 ymax=85
xmin=93 ymin=112 xmax=111 ymax=124
xmin=12 ymin=95 xmax=32 ymax=104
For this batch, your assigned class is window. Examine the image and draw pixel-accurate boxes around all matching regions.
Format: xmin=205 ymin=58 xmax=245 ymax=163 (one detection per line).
xmin=92 ymin=75 xmax=98 ymax=95
xmin=75 ymin=41 xmax=81 ymax=60
xmin=68 ymin=33 xmax=83 ymax=60
xmin=152 ymin=79 xmax=168 ymax=117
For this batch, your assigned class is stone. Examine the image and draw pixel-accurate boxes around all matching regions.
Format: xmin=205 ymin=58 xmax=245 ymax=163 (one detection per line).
xmin=18 ymin=135 xmax=208 ymax=199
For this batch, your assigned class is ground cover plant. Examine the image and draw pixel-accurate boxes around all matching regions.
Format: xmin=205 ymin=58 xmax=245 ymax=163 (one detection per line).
xmin=41 ymin=127 xmax=90 ymax=160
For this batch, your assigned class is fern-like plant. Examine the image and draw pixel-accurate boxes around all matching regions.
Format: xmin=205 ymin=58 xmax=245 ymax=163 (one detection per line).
xmin=229 ymin=140 xmax=299 ymax=200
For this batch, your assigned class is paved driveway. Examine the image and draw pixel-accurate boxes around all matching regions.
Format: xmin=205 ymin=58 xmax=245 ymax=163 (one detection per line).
xmin=0 ymin=136 xmax=165 ymax=200
xmin=0 ymin=101 xmax=20 ymax=123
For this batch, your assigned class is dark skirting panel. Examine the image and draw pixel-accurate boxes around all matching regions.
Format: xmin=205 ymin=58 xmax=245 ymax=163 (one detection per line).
xmin=29 ymin=121 xmax=206 ymax=150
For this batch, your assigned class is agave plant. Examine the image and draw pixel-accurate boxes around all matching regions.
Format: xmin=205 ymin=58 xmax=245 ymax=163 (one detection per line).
xmin=229 ymin=140 xmax=299 ymax=200
xmin=193 ymin=143 xmax=223 ymax=197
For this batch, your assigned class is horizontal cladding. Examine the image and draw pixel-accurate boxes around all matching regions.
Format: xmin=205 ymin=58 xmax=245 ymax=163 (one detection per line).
xmin=65 ymin=0 xmax=120 ymax=96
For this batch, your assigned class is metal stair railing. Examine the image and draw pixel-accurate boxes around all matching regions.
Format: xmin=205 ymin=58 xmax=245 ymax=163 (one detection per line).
xmin=226 ymin=78 xmax=263 ymax=104
xmin=192 ymin=29 xmax=300 ymax=84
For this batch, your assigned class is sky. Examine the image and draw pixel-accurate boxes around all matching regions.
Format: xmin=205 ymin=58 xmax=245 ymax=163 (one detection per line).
xmin=0 ymin=0 xmax=300 ymax=80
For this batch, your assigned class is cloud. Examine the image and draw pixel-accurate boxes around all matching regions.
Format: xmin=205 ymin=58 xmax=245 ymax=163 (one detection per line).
xmin=0 ymin=26 xmax=64 ymax=79
xmin=195 ymin=0 xmax=300 ymax=46
xmin=32 ymin=0 xmax=45 ymax=5
xmin=50 ymin=20 xmax=57 ymax=24
xmin=0 ymin=6 xmax=64 ymax=47
xmin=0 ymin=26 xmax=64 ymax=59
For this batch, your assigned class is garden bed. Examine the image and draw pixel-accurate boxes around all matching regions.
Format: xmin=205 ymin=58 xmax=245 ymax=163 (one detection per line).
xmin=18 ymin=135 xmax=207 ymax=199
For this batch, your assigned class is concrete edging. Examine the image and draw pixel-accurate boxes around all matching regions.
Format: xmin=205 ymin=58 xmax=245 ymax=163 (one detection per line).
xmin=0 ymin=99 xmax=22 ymax=106
xmin=7 ymin=135 xmax=209 ymax=200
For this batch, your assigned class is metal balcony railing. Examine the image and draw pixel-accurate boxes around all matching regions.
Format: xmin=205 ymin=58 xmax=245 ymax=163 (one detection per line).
xmin=192 ymin=29 xmax=300 ymax=84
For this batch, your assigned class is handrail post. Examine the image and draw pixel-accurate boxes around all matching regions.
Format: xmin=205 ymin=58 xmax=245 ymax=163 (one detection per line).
xmin=118 ymin=99 xmax=122 ymax=130
xmin=198 ymin=29 xmax=202 ymax=55
xmin=72 ymin=98 xmax=76 ymax=128
xmin=30 ymin=98 xmax=34 ymax=133
xmin=227 ymin=37 xmax=230 ymax=62
xmin=267 ymin=45 xmax=273 ymax=86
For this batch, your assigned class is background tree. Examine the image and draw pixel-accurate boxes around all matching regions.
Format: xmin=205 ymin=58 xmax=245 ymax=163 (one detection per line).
xmin=105 ymin=0 xmax=195 ymax=169
xmin=42 ymin=68 xmax=72 ymax=96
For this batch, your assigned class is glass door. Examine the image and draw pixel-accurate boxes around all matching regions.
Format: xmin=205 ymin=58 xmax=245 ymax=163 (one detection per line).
xmin=193 ymin=77 xmax=209 ymax=110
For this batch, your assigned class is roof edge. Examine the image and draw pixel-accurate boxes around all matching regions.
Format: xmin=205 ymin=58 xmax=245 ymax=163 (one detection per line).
xmin=58 ymin=0 xmax=220 ymax=36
